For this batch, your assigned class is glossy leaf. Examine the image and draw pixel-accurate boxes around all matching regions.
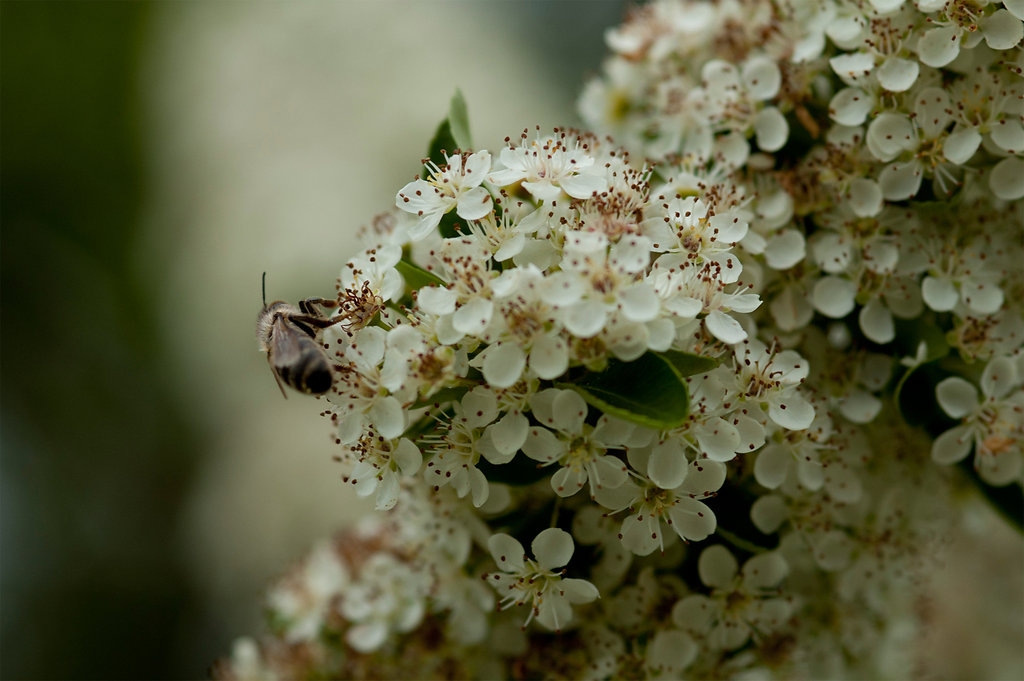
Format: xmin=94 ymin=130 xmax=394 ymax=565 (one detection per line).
xmin=425 ymin=89 xmax=472 ymax=173
xmin=395 ymin=258 xmax=446 ymax=292
xmin=656 ymin=350 xmax=719 ymax=379
xmin=409 ymin=385 xmax=469 ymax=409
xmin=477 ymin=454 xmax=549 ymax=486
xmin=557 ymin=352 xmax=690 ymax=429
xmin=447 ymin=88 xmax=472 ymax=151
xmin=426 ymin=118 xmax=457 ymax=172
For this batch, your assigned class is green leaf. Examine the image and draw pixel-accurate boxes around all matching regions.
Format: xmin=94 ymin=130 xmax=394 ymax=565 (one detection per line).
xmin=425 ymin=89 xmax=472 ymax=173
xmin=426 ymin=118 xmax=457 ymax=172
xmin=409 ymin=385 xmax=469 ymax=410
xmin=447 ymin=88 xmax=472 ymax=151
xmin=395 ymin=258 xmax=446 ymax=292
xmin=656 ymin=350 xmax=719 ymax=379
xmin=477 ymin=455 xmax=550 ymax=486
xmin=436 ymin=210 xmax=463 ymax=239
xmin=556 ymin=352 xmax=690 ymax=430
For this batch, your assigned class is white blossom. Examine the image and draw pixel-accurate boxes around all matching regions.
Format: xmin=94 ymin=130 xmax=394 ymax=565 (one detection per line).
xmin=483 ymin=528 xmax=599 ymax=631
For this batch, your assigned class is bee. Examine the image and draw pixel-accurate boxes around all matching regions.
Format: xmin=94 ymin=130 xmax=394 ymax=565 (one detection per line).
xmin=257 ymin=273 xmax=345 ymax=397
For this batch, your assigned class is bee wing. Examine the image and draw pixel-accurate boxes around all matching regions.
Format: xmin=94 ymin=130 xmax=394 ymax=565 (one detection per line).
xmin=266 ymin=354 xmax=288 ymax=399
xmin=268 ymin=318 xmax=308 ymax=398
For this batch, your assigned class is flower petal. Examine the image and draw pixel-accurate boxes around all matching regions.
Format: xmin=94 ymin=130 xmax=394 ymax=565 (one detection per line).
xmin=989 ymin=156 xmax=1024 ymax=200
xmin=754 ymin=107 xmax=789 ymax=152
xmin=698 ymin=544 xmax=738 ymax=588
xmin=858 ymin=298 xmax=894 ymax=343
xmin=753 ymin=444 xmax=790 ymax=489
xmin=767 ymin=392 xmax=815 ymax=430
xmin=705 ymin=309 xmax=747 ymax=344
xmin=667 ymin=497 xmax=716 ymax=542
xmin=561 ymin=578 xmax=599 ymax=604
xmin=763 ymin=229 xmax=805 ymax=270
xmin=488 ymin=411 xmax=530 ymax=455
xmin=936 ymin=377 xmax=978 ymax=418
xmin=877 ymin=56 xmax=919 ymax=92
xmin=552 ymin=388 xmax=588 ymax=435
xmin=452 ymin=297 xmax=493 ymax=336
xmin=619 ymin=283 xmax=660 ymax=322
xmin=981 ymin=356 xmax=1018 ymax=400
xmin=482 ymin=342 xmax=527 ymax=389
xmin=741 ymin=552 xmax=788 ymax=588
xmin=917 ymin=25 xmax=961 ymax=68
xmin=533 ymin=527 xmax=574 ymax=570
xmin=922 ymin=275 xmax=958 ymax=311
xmin=370 ymin=397 xmax=405 ymax=439
xmin=812 ymin=276 xmax=857 ymax=318
xmin=931 ymin=424 xmax=973 ymax=464
xmin=648 ymin=442 xmax=689 ymax=489
xmin=530 ymin=332 xmax=569 ymax=380
xmin=646 ymin=629 xmax=697 ymax=673
xmin=522 ymin=426 xmax=564 ymax=463
xmin=416 ymin=286 xmax=457 ymax=315
xmin=393 ymin=438 xmax=422 ymax=476
xmin=488 ymin=533 xmax=525 ymax=573
xmin=455 ymin=186 xmax=494 ymax=221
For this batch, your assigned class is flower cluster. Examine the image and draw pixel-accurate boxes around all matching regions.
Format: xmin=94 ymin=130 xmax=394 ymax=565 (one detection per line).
xmin=223 ymin=1 xmax=1023 ymax=679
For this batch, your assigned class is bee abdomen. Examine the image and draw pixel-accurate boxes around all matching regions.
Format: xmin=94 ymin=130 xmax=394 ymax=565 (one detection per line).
xmin=277 ymin=351 xmax=333 ymax=395
xmin=302 ymin=362 xmax=333 ymax=394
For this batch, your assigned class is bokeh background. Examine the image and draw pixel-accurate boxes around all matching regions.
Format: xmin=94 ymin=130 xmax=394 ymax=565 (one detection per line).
xmin=1 ymin=2 xmax=625 ymax=677
xmin=1 ymin=2 xmax=1021 ymax=680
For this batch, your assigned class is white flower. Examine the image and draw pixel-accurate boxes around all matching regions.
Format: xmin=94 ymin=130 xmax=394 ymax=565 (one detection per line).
xmin=473 ymin=265 xmax=571 ymax=383
xmin=328 ymin=326 xmax=405 ymax=444
xmin=379 ymin=323 xmax=465 ymax=401
xmin=339 ymin=552 xmax=430 ymax=653
xmin=672 ymin=545 xmax=792 ymax=650
xmin=594 ymin=452 xmax=724 ymax=555
xmin=733 ymin=340 xmax=815 ymax=431
xmin=650 ymin=257 xmax=760 ymax=344
xmin=422 ymin=390 xmax=504 ymax=507
xmin=642 ymin=196 xmax=748 ymax=280
xmin=646 ymin=628 xmax=698 ymax=677
xmin=336 ymin=245 xmax=405 ymax=330
xmin=430 ymin=571 xmax=495 ymax=646
xmin=395 ymin=150 xmax=493 ymax=240
xmin=753 ymin=418 xmax=862 ymax=502
xmin=266 ymin=542 xmax=349 ymax=643
xmin=932 ymin=357 xmax=1024 ymax=484
xmin=522 ymin=389 xmax=630 ymax=497
xmin=541 ymin=231 xmax=661 ymax=340
xmin=488 ymin=132 xmax=608 ymax=201
xmin=343 ymin=433 xmax=422 ymax=511
xmin=918 ymin=233 xmax=1005 ymax=316
xmin=483 ymin=528 xmax=599 ymax=631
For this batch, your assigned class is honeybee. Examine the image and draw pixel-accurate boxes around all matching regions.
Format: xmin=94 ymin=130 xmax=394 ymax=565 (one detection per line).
xmin=257 ymin=274 xmax=345 ymax=397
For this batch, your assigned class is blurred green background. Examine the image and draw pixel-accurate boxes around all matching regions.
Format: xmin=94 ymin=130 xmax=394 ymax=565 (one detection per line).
xmin=0 ymin=2 xmax=625 ymax=677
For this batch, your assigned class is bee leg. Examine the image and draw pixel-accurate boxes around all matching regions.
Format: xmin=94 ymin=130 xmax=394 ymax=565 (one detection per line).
xmin=299 ymin=297 xmax=339 ymax=316
xmin=289 ymin=313 xmax=348 ymax=330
